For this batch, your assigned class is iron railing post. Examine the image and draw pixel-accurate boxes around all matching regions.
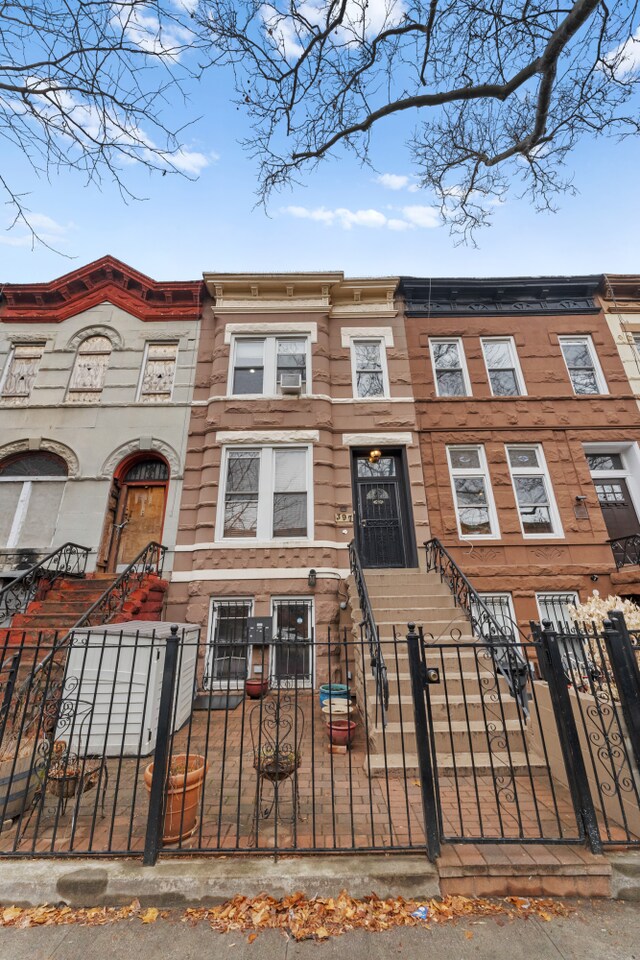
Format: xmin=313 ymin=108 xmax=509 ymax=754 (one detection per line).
xmin=537 ymin=620 xmax=602 ymax=854
xmin=406 ymin=623 xmax=440 ymax=861
xmin=143 ymin=625 xmax=180 ymax=866
xmin=603 ymin=612 xmax=640 ymax=774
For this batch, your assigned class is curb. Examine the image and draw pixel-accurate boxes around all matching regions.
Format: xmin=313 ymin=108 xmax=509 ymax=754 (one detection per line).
xmin=0 ymin=855 xmax=440 ymax=908
xmin=609 ymin=851 xmax=640 ymax=901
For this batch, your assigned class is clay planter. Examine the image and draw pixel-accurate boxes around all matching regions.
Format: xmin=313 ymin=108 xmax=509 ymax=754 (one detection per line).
xmin=245 ymin=678 xmax=270 ymax=700
xmin=144 ymin=753 xmax=208 ymax=845
xmin=327 ymin=719 xmax=357 ymax=747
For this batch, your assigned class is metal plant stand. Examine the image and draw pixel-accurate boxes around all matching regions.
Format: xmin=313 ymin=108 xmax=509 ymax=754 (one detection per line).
xmin=250 ymin=694 xmax=304 ymax=843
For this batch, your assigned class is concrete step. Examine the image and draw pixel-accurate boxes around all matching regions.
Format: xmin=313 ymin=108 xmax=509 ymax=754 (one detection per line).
xmin=368 ymin=719 xmax=529 ymax=754
xmin=366 ymin=751 xmax=549 ymax=778
xmin=365 ymin=693 xmax=524 ymax=723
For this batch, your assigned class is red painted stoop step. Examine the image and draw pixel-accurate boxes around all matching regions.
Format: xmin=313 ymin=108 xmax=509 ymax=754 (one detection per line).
xmin=1 ymin=573 xmax=169 ymax=645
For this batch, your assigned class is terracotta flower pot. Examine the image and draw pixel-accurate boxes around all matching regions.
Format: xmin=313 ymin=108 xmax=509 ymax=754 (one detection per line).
xmin=144 ymin=753 xmax=208 ymax=845
xmin=245 ymin=678 xmax=270 ymax=699
xmin=327 ymin=719 xmax=357 ymax=747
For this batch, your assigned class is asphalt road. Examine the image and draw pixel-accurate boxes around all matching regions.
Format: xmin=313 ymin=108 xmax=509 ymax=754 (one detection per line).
xmin=0 ymin=899 xmax=638 ymax=960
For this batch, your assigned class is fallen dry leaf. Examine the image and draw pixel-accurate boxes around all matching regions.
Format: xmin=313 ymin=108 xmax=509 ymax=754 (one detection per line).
xmin=140 ymin=908 xmax=159 ymax=924
xmin=464 ymin=930 xmax=474 ymax=940
xmin=247 ymin=932 xmax=258 ymax=943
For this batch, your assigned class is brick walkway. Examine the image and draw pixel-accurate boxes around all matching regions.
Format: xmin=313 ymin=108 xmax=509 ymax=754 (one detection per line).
xmin=0 ymin=690 xmax=600 ymax=857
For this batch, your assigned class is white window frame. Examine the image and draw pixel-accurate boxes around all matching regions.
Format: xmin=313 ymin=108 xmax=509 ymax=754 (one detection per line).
xmin=136 ymin=341 xmax=179 ymax=403
xmin=446 ymin=445 xmax=500 ymax=540
xmin=0 ymin=342 xmax=45 ymax=401
xmin=506 ymin=444 xmax=563 ymax=539
xmin=215 ymin=444 xmax=314 ymax=542
xmin=477 ymin=592 xmax=522 ymax=648
xmin=349 ymin=337 xmax=390 ymax=400
xmin=558 ymin=335 xmax=608 ymax=396
xmin=535 ymin=592 xmax=579 ymax=632
xmin=227 ymin=335 xmax=312 ymax=397
xmin=205 ymin=597 xmax=254 ymax=690
xmin=429 ymin=338 xmax=472 ymax=397
xmin=480 ymin=337 xmax=526 ymax=397
xmin=270 ymin=596 xmax=315 ymax=688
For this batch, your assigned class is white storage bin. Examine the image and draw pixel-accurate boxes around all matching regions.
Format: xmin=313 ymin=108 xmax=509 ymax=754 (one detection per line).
xmin=57 ymin=621 xmax=199 ymax=757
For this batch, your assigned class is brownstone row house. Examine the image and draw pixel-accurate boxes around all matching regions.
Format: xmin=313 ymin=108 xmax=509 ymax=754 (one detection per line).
xmin=164 ymin=273 xmax=430 ymax=688
xmin=400 ymin=275 xmax=640 ymax=636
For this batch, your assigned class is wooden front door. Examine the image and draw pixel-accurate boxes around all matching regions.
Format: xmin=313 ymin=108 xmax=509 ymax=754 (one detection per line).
xmin=593 ymin=477 xmax=640 ymax=543
xmin=115 ymin=484 xmax=166 ymax=566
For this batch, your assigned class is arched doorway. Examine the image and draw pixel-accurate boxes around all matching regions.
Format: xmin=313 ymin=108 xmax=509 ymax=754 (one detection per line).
xmin=98 ymin=454 xmax=169 ymax=571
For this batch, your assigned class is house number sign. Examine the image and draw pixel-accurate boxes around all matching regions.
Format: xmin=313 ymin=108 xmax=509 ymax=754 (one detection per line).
xmin=335 ymin=512 xmax=354 ymax=523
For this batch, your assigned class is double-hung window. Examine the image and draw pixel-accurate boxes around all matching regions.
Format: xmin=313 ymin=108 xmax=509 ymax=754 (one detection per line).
xmin=1 ymin=343 xmax=45 ymax=402
xmin=447 ymin=445 xmax=498 ymax=538
xmin=506 ymin=445 xmax=562 ymax=536
xmin=481 ymin=338 xmax=525 ymax=396
xmin=220 ymin=446 xmax=310 ymax=540
xmin=430 ymin=339 xmax=470 ymax=396
xmin=230 ymin=337 xmax=308 ymax=395
xmin=558 ymin=336 xmax=607 ymax=395
xmin=351 ymin=339 xmax=388 ymax=398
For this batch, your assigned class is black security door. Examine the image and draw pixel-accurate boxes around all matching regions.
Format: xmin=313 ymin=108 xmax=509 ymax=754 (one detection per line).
xmin=352 ymin=452 xmax=413 ymax=567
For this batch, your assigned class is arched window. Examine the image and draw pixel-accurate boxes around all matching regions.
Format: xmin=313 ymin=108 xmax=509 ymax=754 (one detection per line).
xmin=0 ymin=450 xmax=69 ymax=549
xmin=67 ymin=335 xmax=112 ymax=402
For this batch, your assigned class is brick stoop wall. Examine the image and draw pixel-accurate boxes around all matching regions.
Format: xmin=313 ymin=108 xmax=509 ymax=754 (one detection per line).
xmin=1 ymin=573 xmax=168 ymax=645
xmin=437 ymin=844 xmax=613 ymax=898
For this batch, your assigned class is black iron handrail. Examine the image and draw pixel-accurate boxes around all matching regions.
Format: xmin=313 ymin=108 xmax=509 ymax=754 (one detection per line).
xmin=25 ymin=541 xmax=167 ymax=683
xmin=424 ymin=538 xmax=530 ymax=710
xmin=0 ymin=543 xmax=91 ymax=624
xmin=348 ymin=541 xmax=389 ymax=727
xmin=608 ymin=534 xmax=640 ymax=570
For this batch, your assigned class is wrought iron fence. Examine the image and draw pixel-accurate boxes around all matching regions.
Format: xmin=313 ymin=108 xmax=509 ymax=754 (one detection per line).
xmin=0 ymin=543 xmax=91 ymax=625
xmin=348 ymin=541 xmax=389 ymax=727
xmin=0 ymin=627 xmax=427 ymax=859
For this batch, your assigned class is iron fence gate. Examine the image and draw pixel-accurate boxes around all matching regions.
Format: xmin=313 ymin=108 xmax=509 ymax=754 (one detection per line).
xmin=406 ymin=615 xmax=640 ymax=859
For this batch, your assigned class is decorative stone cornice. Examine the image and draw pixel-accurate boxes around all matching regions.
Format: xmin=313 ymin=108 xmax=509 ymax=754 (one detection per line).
xmin=204 ymin=272 xmax=399 ymax=316
xmin=1 ymin=256 xmax=203 ymax=324
xmin=205 ymin=272 xmax=343 ymax=314
xmin=400 ymin=276 xmax=602 ymax=317
xmin=601 ymin=275 xmax=640 ymax=312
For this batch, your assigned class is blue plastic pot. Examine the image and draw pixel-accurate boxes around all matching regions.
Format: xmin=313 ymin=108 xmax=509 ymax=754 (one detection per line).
xmin=319 ymin=683 xmax=349 ymax=706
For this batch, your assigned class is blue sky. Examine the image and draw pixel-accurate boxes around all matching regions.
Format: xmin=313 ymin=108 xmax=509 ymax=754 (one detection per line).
xmin=1 ymin=60 xmax=639 ymax=284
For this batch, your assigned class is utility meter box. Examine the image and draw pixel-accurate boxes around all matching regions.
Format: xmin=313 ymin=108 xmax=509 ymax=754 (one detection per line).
xmin=58 ymin=621 xmax=199 ymax=757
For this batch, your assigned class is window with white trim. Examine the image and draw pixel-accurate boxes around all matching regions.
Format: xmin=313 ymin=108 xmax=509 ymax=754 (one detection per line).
xmin=350 ymin=338 xmax=388 ymax=398
xmin=1 ymin=343 xmax=45 ymax=401
xmin=0 ymin=451 xmax=68 ymax=549
xmin=220 ymin=446 xmax=310 ymax=540
xmin=447 ymin=445 xmax=498 ymax=538
xmin=430 ymin=339 xmax=471 ymax=397
xmin=66 ymin=335 xmax=112 ymax=403
xmin=271 ymin=598 xmax=314 ymax=686
xmin=559 ymin=336 xmax=607 ymax=395
xmin=230 ymin=336 xmax=308 ymax=395
xmin=205 ymin=599 xmax=253 ymax=689
xmin=536 ymin=592 xmax=579 ymax=632
xmin=481 ymin=338 xmax=525 ymax=396
xmin=139 ymin=342 xmax=178 ymax=402
xmin=506 ymin=445 xmax=562 ymax=537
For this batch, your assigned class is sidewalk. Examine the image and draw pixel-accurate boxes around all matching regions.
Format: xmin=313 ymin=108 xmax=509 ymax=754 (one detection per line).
xmin=1 ymin=899 xmax=638 ymax=960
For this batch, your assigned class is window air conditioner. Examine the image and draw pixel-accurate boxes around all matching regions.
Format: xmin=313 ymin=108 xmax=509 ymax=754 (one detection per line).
xmin=279 ymin=371 xmax=303 ymax=394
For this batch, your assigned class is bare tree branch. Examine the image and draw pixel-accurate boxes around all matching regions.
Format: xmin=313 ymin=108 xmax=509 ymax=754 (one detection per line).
xmin=195 ymin=0 xmax=640 ymax=239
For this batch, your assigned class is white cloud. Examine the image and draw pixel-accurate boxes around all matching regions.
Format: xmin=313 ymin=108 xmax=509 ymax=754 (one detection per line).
xmin=261 ymin=0 xmax=406 ymax=58
xmin=282 ymin=202 xmax=441 ymax=231
xmin=111 ymin=3 xmax=192 ymax=58
xmin=0 ymin=212 xmax=73 ymax=247
xmin=603 ymin=27 xmax=640 ymax=78
xmin=375 ymin=173 xmax=410 ymax=190
xmin=401 ymin=205 xmax=440 ymax=228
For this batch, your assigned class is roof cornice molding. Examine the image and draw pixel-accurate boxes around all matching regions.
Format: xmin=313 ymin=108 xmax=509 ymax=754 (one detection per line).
xmin=399 ymin=275 xmax=602 ymax=317
xmin=601 ymin=275 xmax=640 ymax=309
xmin=0 ymin=255 xmax=203 ymax=323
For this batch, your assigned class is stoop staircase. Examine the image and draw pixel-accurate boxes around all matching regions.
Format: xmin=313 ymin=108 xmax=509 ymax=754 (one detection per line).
xmin=349 ymin=567 xmax=546 ymax=779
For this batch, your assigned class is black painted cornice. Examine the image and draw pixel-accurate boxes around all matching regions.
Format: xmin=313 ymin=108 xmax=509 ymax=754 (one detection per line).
xmin=399 ymin=275 xmax=602 ymax=316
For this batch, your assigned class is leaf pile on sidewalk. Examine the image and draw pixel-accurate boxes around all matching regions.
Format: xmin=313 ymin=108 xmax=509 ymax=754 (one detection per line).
xmin=0 ymin=894 xmax=572 ymax=938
